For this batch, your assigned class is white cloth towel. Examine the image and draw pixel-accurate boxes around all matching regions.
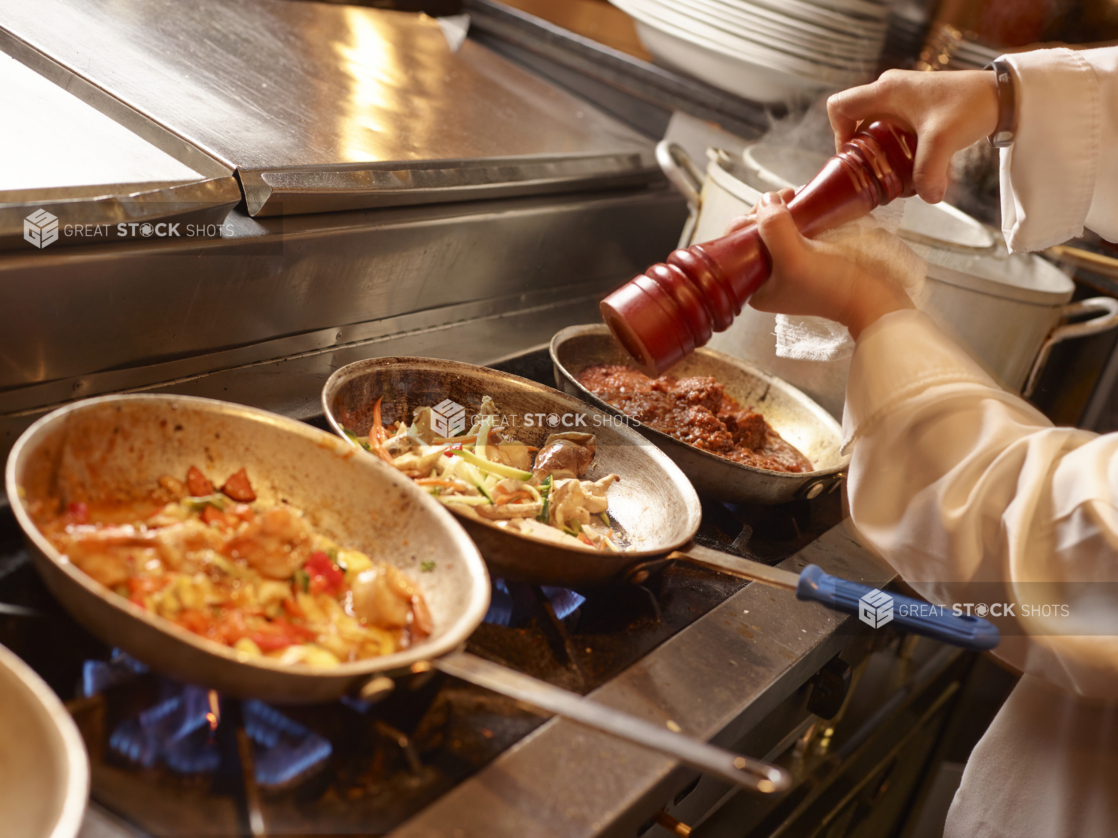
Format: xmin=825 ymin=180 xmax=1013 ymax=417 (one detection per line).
xmin=774 ymin=199 xmax=928 ymax=361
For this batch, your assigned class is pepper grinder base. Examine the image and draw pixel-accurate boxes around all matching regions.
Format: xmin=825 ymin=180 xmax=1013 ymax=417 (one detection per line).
xmin=600 ymin=278 xmax=690 ymax=376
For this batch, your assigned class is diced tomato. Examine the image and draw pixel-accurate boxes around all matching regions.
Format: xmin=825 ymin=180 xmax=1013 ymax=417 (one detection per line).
xmin=186 ymin=465 xmax=214 ymax=497
xmin=304 ymin=551 xmax=345 ymax=597
xmin=282 ymin=597 xmax=305 ymax=619
xmin=176 ymin=608 xmax=213 ymax=636
xmin=249 ymin=618 xmax=316 ymax=651
xmin=200 ymin=506 xmax=226 ymax=528
xmin=232 ymin=504 xmax=256 ymax=524
xmin=221 ymin=468 xmax=256 ymax=502
xmin=126 ymin=576 xmax=168 ymax=607
xmin=277 ymin=618 xmax=317 ymax=640
xmin=67 ymin=501 xmax=89 ymax=524
xmin=250 ymin=631 xmax=293 ymax=651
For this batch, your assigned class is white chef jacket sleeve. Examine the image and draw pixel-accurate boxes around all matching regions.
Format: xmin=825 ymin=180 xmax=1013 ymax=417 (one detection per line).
xmin=999 ymin=46 xmax=1118 ymax=251
xmin=843 ymin=309 xmax=1118 ymax=700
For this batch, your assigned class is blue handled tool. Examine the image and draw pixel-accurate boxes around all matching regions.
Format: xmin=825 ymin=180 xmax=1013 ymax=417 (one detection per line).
xmin=668 ymin=548 xmax=999 ymax=652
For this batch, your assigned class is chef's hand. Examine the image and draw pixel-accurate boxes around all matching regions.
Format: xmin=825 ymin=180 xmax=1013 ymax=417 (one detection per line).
xmin=722 ymin=187 xmax=796 ymax=235
xmin=749 ymin=192 xmax=914 ymax=340
xmin=827 ymin=69 xmax=1000 ymax=204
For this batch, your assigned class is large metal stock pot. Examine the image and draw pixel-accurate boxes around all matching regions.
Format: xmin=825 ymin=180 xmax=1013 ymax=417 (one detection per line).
xmin=655 ymin=141 xmax=1118 ymax=418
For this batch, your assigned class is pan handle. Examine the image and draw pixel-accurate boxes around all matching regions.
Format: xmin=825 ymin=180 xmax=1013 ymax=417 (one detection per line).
xmin=433 ymin=651 xmax=790 ymax=794
xmin=656 ymin=141 xmax=705 ymax=249
xmin=655 ymin=141 xmax=704 ymax=210
xmin=668 ymin=546 xmax=1000 ymax=651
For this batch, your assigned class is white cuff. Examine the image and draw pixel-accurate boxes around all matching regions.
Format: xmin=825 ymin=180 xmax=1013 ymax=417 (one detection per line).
xmin=999 ymin=48 xmax=1100 ymax=252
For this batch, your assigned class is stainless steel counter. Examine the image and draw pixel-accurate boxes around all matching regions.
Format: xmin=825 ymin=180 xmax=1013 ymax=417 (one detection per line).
xmin=0 ymin=183 xmax=685 ymax=393
xmin=390 ymin=524 xmax=896 ymax=838
xmin=0 ymin=0 xmax=659 ymax=215
xmin=0 ymin=0 xmax=691 ymax=504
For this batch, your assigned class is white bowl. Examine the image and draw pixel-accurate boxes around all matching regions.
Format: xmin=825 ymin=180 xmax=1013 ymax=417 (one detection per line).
xmin=739 ymin=0 xmax=888 ymax=36
xmin=796 ymin=0 xmax=891 ymax=21
xmin=0 ymin=644 xmax=89 ymax=838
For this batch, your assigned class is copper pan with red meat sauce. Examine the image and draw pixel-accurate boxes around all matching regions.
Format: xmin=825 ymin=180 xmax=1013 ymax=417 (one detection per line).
xmin=550 ymin=325 xmax=848 ymax=505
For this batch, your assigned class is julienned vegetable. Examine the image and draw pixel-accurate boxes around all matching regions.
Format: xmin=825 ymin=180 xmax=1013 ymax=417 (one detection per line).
xmin=346 ymin=396 xmax=623 ymax=552
xmin=456 ymin=448 xmax=533 ymax=482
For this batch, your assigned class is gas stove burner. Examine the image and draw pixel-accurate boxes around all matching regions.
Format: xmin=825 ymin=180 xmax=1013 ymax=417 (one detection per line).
xmin=86 ymin=654 xmax=333 ymax=790
xmin=110 ymin=684 xmax=223 ymax=774
xmin=484 ymin=579 xmax=587 ymax=627
xmin=82 ymin=649 xmax=150 ymax=697
xmin=0 ymin=338 xmax=853 ymax=837
xmin=245 ymin=701 xmax=333 ymax=789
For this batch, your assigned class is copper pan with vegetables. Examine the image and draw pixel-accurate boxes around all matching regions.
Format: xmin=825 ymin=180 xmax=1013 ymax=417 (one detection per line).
xmin=321 ymin=357 xmax=703 ymax=589
xmin=5 ymin=394 xmax=490 ymax=704
xmin=5 ymin=394 xmax=789 ymax=792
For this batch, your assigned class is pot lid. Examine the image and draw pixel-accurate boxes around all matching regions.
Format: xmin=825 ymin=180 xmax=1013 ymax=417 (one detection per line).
xmin=924 ymin=244 xmax=1075 ymax=306
xmin=0 ymin=52 xmax=240 ymax=249
xmin=0 ymin=0 xmax=658 ymax=217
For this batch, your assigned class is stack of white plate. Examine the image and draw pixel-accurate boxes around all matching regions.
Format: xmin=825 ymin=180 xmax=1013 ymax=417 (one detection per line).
xmin=609 ymin=0 xmax=890 ymax=104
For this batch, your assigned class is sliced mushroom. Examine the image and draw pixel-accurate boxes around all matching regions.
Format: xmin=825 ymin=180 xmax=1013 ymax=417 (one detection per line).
xmin=532 ymin=433 xmax=597 ymax=480
xmin=477 ymin=500 xmax=543 ymax=520
xmin=549 ymin=474 xmax=619 ymax=532
xmin=383 ymin=431 xmax=418 ymax=458
xmin=392 ymin=444 xmax=448 ymax=478
xmin=487 ymin=440 xmax=533 ymax=472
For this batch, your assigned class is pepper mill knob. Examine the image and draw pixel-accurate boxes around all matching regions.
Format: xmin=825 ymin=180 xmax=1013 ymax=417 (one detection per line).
xmin=600 ymin=119 xmax=918 ymax=374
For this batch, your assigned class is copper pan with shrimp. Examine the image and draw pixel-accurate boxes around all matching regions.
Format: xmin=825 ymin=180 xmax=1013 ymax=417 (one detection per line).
xmin=5 ymin=394 xmax=491 ymax=704
xmin=5 ymin=395 xmax=790 ymax=792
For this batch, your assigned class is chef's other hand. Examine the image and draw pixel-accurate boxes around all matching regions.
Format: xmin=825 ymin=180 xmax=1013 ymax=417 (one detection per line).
xmin=827 ymin=69 xmax=999 ymax=204
xmin=749 ymin=192 xmax=914 ymax=339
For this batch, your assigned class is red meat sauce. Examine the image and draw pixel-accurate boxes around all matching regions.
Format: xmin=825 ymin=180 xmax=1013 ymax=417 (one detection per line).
xmin=577 ymin=365 xmax=813 ymax=474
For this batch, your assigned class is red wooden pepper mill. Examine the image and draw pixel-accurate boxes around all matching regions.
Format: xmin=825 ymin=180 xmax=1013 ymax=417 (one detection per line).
xmin=600 ymin=119 xmax=919 ymax=374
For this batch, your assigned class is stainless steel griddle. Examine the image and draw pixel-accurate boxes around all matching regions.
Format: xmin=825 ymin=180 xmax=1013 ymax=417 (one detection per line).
xmin=0 ymin=51 xmax=240 ymax=246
